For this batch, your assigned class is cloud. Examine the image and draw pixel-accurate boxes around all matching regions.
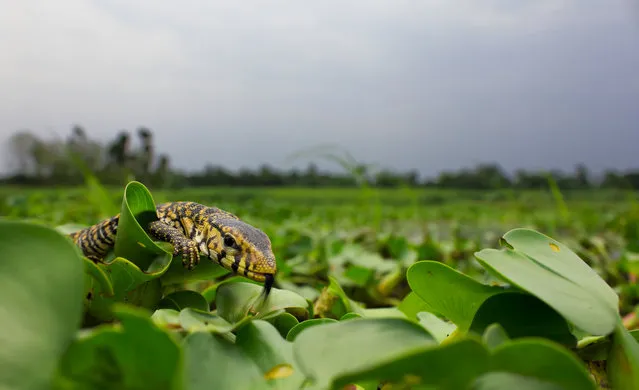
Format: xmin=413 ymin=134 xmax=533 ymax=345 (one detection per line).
xmin=0 ymin=0 xmax=638 ymax=176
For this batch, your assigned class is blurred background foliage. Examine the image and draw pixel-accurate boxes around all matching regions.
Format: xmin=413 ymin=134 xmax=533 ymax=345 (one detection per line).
xmin=2 ymin=125 xmax=639 ymax=191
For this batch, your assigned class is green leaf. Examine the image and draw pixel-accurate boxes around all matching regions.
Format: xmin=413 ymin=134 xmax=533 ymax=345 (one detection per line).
xmin=577 ymin=330 xmax=639 ymax=361
xmin=215 ymin=282 xmax=310 ymax=324
xmin=500 ymin=228 xmax=618 ymax=312
xmin=358 ymin=307 xmax=407 ymax=319
xmin=291 ymin=317 xmax=437 ymax=389
xmin=183 ymin=321 xmax=303 ymax=390
xmin=406 ymin=261 xmax=504 ymax=332
xmin=416 ymin=312 xmax=457 ymax=344
xmin=268 ymin=312 xmax=300 ymax=339
xmin=178 ymin=308 xmax=244 ymax=334
xmin=608 ymin=322 xmax=639 ymax=390
xmin=158 ymin=290 xmax=209 ymax=312
xmin=489 ymin=339 xmax=597 ymax=390
xmin=471 ymin=372 xmax=564 ymax=390
xmin=474 ymin=246 xmax=617 ymax=336
xmin=87 ymin=255 xmax=170 ymax=321
xmin=83 ymin=257 xmax=114 ymax=295
xmin=200 ymin=276 xmax=252 ymax=304
xmin=235 ymin=320 xmax=306 ymax=389
xmin=151 ymin=309 xmax=181 ymax=329
xmin=333 ymin=338 xmax=490 ymax=390
xmin=0 ymin=221 xmax=85 ymax=390
xmin=286 ymin=318 xmax=338 ymax=342
xmin=113 ymin=181 xmax=171 ymax=271
xmin=183 ymin=332 xmax=263 ymax=390
xmin=53 ymin=304 xmax=183 ymax=390
xmin=397 ymin=291 xmax=436 ymax=320
xmin=469 ymin=292 xmax=577 ymax=347
xmin=482 ymin=323 xmax=510 ymax=350
xmin=340 ymin=313 xmax=362 ymax=321
xmin=314 ymin=331 xmax=597 ymax=390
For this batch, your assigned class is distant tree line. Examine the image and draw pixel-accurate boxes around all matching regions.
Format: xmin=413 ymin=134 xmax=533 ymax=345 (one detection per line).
xmin=2 ymin=125 xmax=638 ymax=190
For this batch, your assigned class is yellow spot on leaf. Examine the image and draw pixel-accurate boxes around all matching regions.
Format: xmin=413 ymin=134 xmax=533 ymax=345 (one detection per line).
xmin=403 ymin=374 xmax=421 ymax=385
xmin=264 ymin=364 xmax=294 ymax=380
xmin=137 ymin=242 xmax=146 ymax=248
xmin=549 ymin=243 xmax=560 ymax=252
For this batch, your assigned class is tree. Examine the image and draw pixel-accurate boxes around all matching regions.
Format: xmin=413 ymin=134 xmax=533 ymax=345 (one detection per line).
xmin=5 ymin=130 xmax=41 ymax=176
xmin=575 ymin=163 xmax=590 ymax=189
xmin=136 ymin=127 xmax=154 ymax=180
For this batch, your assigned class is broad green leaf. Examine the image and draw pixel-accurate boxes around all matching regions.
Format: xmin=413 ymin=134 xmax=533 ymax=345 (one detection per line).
xmin=577 ymin=329 xmax=639 ymax=361
xmin=500 ymin=228 xmax=618 ymax=312
xmin=53 ymin=304 xmax=182 ymax=390
xmin=471 ymin=372 xmax=564 ymax=390
xmin=0 ymin=221 xmax=85 ymax=390
xmin=235 ymin=320 xmax=306 ymax=389
xmin=474 ymin=247 xmax=617 ymax=335
xmin=286 ymin=318 xmax=338 ymax=341
xmin=178 ymin=308 xmax=244 ymax=334
xmin=151 ymin=309 xmax=181 ymax=329
xmin=333 ymin=338 xmax=490 ymax=390
xmin=216 ymin=282 xmax=310 ymax=324
xmin=397 ymin=291 xmax=436 ymax=320
xmin=406 ymin=261 xmax=504 ymax=332
xmin=87 ymin=255 xmax=170 ymax=321
xmin=125 ymin=278 xmax=164 ymax=312
xmin=608 ymin=322 xmax=639 ymax=390
xmin=83 ymin=257 xmax=113 ymax=296
xmin=158 ymin=290 xmax=209 ymax=312
xmin=417 ymin=312 xmax=457 ymax=344
xmin=291 ymin=317 xmax=437 ymax=389
xmin=182 ymin=332 xmax=264 ymax=390
xmin=490 ymin=339 xmax=597 ymax=390
xmin=482 ymin=323 xmax=510 ymax=350
xmin=469 ymin=292 xmax=577 ymax=347
xmin=268 ymin=312 xmax=300 ymax=339
xmin=358 ymin=307 xmax=407 ymax=319
xmin=200 ymin=276 xmax=255 ymax=304
xmin=340 ymin=313 xmax=362 ymax=321
xmin=113 ymin=181 xmax=171 ymax=270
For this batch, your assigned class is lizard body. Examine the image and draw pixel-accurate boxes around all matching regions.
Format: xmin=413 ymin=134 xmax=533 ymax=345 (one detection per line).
xmin=68 ymin=201 xmax=277 ymax=293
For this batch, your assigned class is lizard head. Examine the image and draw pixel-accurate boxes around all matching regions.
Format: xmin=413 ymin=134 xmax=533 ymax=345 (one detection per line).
xmin=204 ymin=217 xmax=277 ymax=295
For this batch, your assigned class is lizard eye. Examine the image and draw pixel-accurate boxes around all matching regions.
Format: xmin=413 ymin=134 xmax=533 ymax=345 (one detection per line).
xmin=223 ymin=234 xmax=236 ymax=248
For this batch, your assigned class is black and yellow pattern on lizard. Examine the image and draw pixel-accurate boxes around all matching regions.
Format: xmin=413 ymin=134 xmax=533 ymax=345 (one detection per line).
xmin=68 ymin=201 xmax=277 ymax=294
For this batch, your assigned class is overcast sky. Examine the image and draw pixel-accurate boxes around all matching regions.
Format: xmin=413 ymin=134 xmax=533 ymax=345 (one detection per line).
xmin=1 ymin=0 xmax=638 ymax=178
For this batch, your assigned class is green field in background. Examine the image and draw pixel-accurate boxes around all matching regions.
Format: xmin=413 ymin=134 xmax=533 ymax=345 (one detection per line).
xmin=2 ymin=183 xmax=639 ymax=388
xmin=1 ymin=185 xmax=635 ymax=249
